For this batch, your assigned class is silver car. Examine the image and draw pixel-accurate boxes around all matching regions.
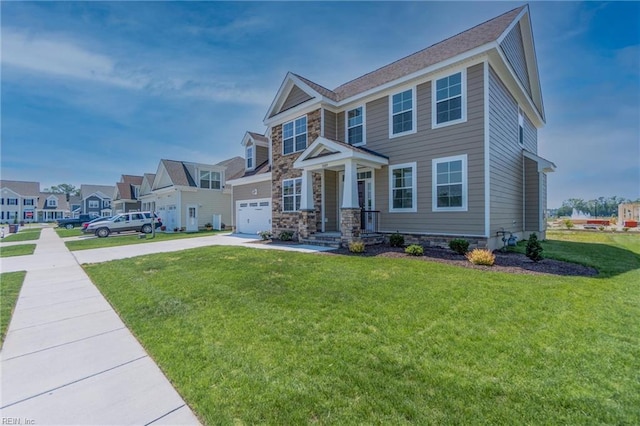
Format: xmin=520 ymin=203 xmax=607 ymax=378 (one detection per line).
xmin=85 ymin=212 xmax=158 ymax=238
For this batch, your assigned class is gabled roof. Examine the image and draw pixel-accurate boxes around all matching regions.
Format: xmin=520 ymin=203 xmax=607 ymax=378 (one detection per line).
xmin=247 ymin=132 xmax=269 ymax=144
xmin=80 ymin=184 xmax=115 ymax=200
xmin=266 ymin=5 xmax=544 ymax=124
xmin=116 ymin=182 xmax=133 ymax=200
xmin=0 ymin=180 xmax=40 ymax=197
xmin=216 ymin=156 xmax=246 ymax=181
xmin=121 ymin=175 xmax=143 ymax=186
xmin=294 ymin=136 xmax=388 ymax=171
xmin=37 ymin=193 xmax=69 ymax=210
xmin=160 ymin=159 xmax=197 ymax=187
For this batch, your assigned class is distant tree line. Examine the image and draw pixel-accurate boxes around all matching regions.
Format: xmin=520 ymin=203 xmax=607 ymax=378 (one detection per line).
xmin=554 ymin=196 xmax=640 ymax=218
xmin=43 ymin=183 xmax=81 ymax=197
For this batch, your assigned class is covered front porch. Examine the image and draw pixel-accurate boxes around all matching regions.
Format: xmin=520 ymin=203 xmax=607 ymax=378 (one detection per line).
xmin=293 ymin=137 xmax=388 ymax=246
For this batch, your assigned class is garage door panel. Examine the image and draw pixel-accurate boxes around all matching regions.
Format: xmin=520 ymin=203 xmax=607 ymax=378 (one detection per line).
xmin=236 ymin=198 xmax=272 ymax=234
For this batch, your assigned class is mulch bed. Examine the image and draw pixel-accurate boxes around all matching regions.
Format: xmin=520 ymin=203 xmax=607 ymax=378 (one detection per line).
xmin=249 ymin=239 xmax=597 ymax=277
xmin=326 ymin=245 xmax=598 ymax=277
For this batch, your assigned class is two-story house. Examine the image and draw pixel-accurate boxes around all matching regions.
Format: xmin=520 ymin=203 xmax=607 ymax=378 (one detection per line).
xmin=0 ymin=180 xmax=40 ymax=223
xmin=146 ymin=157 xmax=244 ymax=232
xmin=80 ymin=184 xmax=116 ymax=218
xmin=233 ymin=5 xmax=554 ymax=250
xmin=112 ymin=175 xmax=144 ymax=213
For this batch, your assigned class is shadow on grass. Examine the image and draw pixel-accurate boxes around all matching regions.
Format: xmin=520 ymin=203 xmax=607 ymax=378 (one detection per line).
xmin=539 ymin=239 xmax=640 ymax=278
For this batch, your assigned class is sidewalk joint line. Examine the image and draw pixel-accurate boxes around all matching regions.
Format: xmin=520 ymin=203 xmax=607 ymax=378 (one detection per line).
xmin=145 ymin=404 xmax=187 ymax=425
xmin=0 ymin=355 xmax=148 ymax=409
xmin=8 ymin=309 xmax=113 ymax=332
xmin=2 ymin=327 xmax=126 ymax=361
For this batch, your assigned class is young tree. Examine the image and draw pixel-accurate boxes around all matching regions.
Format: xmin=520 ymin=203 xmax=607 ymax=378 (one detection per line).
xmin=44 ymin=184 xmax=80 ymax=196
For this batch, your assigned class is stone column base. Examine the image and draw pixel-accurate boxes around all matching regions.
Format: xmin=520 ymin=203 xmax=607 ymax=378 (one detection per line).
xmin=340 ymin=208 xmax=361 ymax=245
xmin=298 ymin=209 xmax=317 ymax=239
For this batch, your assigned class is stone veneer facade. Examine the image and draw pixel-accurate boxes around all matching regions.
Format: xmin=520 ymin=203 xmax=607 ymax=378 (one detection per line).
xmin=271 ymin=109 xmax=323 ymax=240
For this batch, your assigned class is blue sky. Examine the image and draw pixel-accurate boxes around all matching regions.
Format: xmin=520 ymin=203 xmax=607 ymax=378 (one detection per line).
xmin=1 ymin=1 xmax=638 ymax=207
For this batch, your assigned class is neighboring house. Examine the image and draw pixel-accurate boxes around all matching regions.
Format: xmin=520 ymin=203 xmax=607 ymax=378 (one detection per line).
xmin=227 ymin=132 xmax=272 ymax=234
xmin=38 ymin=193 xmax=71 ymax=221
xmin=139 ymin=173 xmax=157 ymax=212
xmin=80 ymin=184 xmax=116 ymax=218
xmin=113 ymin=175 xmax=144 ymax=213
xmin=0 ymin=180 xmax=40 ymax=223
xmin=146 ymin=157 xmax=244 ymax=232
xmin=237 ymin=5 xmax=554 ymax=250
xmin=69 ymin=195 xmax=82 ymax=218
xmin=618 ymin=203 xmax=640 ymax=227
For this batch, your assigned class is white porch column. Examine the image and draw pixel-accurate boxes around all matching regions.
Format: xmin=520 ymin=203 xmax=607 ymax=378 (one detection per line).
xmin=342 ymin=160 xmax=359 ymax=209
xmin=300 ymin=170 xmax=315 ymax=210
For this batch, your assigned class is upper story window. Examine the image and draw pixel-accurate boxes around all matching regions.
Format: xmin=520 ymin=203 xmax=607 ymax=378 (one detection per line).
xmin=433 ymin=71 xmax=466 ymax=127
xmin=282 ymin=178 xmax=302 ymax=212
xmin=103 ymin=200 xmax=110 ymax=208
xmin=432 ymin=155 xmax=467 ymax=211
xmin=389 ymin=163 xmax=417 ymax=213
xmin=283 ymin=116 xmax=307 ymax=155
xmin=518 ymin=112 xmax=524 ymax=145
xmin=23 ymin=199 xmax=35 ymax=206
xmin=246 ymin=145 xmax=254 ymax=169
xmin=200 ymin=170 xmax=221 ymax=189
xmin=389 ymin=88 xmax=416 ymax=137
xmin=347 ymin=106 xmax=365 ymax=145
xmin=7 ymin=198 xmax=18 ymax=205
xmin=133 ymin=186 xmax=140 ymax=199
xmin=88 ymin=200 xmax=99 ymax=208
xmin=48 ymin=198 xmax=58 ymax=208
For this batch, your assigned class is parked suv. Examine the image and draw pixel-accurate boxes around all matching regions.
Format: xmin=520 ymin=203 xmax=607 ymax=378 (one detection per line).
xmin=83 ymin=212 xmax=161 ymax=238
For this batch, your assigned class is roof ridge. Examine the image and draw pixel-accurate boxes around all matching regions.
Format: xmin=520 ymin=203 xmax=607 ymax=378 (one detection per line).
xmin=332 ymin=5 xmax=526 ymax=98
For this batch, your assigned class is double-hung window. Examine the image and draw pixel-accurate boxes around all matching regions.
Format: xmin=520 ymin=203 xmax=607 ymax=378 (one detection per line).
xmin=88 ymin=200 xmax=99 ymax=209
xmin=347 ymin=106 xmax=365 ymax=145
xmin=433 ymin=71 xmax=465 ymax=127
xmin=200 ymin=171 xmax=221 ymax=189
xmin=48 ymin=199 xmax=58 ymax=208
xmin=7 ymin=198 xmax=18 ymax=206
xmin=282 ymin=178 xmax=302 ymax=212
xmin=23 ymin=199 xmax=34 ymax=206
xmin=390 ymin=88 xmax=415 ymax=137
xmin=246 ymin=146 xmax=254 ymax=169
xmin=389 ymin=163 xmax=417 ymax=212
xmin=283 ymin=116 xmax=307 ymax=155
xmin=433 ymin=155 xmax=467 ymax=211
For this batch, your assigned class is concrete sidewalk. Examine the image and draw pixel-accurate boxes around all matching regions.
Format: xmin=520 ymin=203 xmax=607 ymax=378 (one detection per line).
xmin=0 ymin=228 xmax=200 ymax=424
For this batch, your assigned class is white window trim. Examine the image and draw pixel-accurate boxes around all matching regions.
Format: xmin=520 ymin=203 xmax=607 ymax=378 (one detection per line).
xmin=388 ymin=87 xmax=417 ymax=139
xmin=246 ymin=144 xmax=254 ymax=170
xmin=389 ymin=162 xmax=417 ymax=213
xmin=199 ymin=170 xmax=222 ymax=190
xmin=518 ymin=110 xmax=524 ymax=146
xmin=88 ymin=200 xmax=99 ymax=209
xmin=282 ymin=115 xmax=308 ymax=155
xmin=432 ymin=69 xmax=467 ymax=129
xmin=282 ymin=177 xmax=302 ymax=212
xmin=345 ymin=105 xmax=366 ymax=146
xmin=432 ymin=154 xmax=468 ymax=212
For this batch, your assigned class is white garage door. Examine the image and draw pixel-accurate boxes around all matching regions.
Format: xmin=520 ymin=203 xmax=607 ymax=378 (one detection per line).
xmin=236 ymin=199 xmax=271 ymax=235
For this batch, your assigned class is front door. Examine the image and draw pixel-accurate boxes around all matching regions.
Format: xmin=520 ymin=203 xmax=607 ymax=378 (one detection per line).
xmin=186 ymin=205 xmax=198 ymax=232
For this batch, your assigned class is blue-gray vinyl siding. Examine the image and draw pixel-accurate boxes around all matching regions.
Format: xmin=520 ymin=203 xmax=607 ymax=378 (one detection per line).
xmin=499 ymin=22 xmax=531 ymax=97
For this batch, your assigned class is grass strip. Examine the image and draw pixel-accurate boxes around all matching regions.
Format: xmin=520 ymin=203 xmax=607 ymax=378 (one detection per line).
xmin=0 ymin=244 xmax=36 ymax=258
xmin=1 ymin=271 xmax=26 ymax=346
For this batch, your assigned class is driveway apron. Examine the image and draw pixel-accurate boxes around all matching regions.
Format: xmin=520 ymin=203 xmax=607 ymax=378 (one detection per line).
xmin=0 ymin=228 xmax=200 ymax=424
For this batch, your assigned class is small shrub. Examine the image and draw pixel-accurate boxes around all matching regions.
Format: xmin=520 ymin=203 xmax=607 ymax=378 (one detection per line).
xmin=279 ymin=230 xmax=293 ymax=241
xmin=623 ymin=227 xmax=630 ymax=232
xmin=389 ymin=232 xmax=404 ymax=247
xmin=449 ymin=238 xmax=470 ymax=255
xmin=405 ymin=244 xmax=424 ymax=256
xmin=257 ymin=230 xmax=272 ymax=240
xmin=349 ymin=241 xmax=365 ymax=253
xmin=598 ymin=226 xmax=605 ymax=231
xmin=525 ymin=233 xmax=544 ymax=262
xmin=563 ymin=219 xmax=574 ymax=230
xmin=466 ymin=248 xmax=495 ymax=266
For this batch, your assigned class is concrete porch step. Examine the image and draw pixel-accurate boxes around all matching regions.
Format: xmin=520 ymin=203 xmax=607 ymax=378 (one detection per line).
xmin=299 ymin=237 xmax=342 ymax=249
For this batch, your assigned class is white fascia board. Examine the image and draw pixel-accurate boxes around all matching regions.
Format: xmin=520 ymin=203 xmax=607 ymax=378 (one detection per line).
xmin=264 ymin=98 xmax=327 ymax=126
xmin=496 ymin=5 xmax=529 ymax=44
xmin=263 ymin=73 xmax=329 ymax=123
xmin=294 ymin=150 xmax=388 ymax=170
xmin=227 ymin=172 xmax=272 ymax=186
xmin=0 ymin=187 xmax=21 ymax=197
xmin=489 ymin=50 xmax=544 ymax=127
xmin=335 ymin=44 xmax=494 ymax=108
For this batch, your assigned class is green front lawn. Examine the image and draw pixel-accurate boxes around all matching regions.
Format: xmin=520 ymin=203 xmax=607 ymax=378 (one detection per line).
xmin=55 ymin=228 xmax=83 ymax=238
xmin=84 ymin=232 xmax=640 ymax=424
xmin=1 ymin=228 xmax=41 ymax=243
xmin=0 ymin=244 xmax=36 ymax=258
xmin=66 ymin=230 xmax=228 ymax=251
xmin=1 ymin=271 xmax=26 ymax=346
